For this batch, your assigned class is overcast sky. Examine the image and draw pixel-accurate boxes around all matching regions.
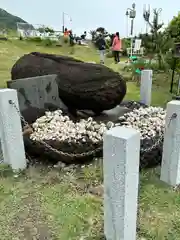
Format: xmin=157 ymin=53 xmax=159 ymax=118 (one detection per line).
xmin=0 ymin=0 xmax=179 ymax=37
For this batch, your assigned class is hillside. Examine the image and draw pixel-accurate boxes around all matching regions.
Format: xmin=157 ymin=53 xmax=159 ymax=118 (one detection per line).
xmin=0 ymin=8 xmax=27 ymax=30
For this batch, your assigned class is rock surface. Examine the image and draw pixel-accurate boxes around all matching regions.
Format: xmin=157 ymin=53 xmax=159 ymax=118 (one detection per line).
xmin=11 ymin=52 xmax=127 ymax=116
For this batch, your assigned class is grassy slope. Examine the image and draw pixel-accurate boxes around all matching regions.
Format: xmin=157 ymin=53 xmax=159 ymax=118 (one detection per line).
xmin=0 ymin=40 xmax=172 ymax=106
xmin=0 ymin=39 xmax=179 ymax=239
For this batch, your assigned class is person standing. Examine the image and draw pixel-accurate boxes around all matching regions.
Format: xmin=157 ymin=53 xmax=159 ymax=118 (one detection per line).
xmin=69 ymin=30 xmax=75 ymax=54
xmin=96 ymin=33 xmax=106 ymax=64
xmin=69 ymin=30 xmax=74 ymax=45
xmin=63 ymin=27 xmax=70 ymax=43
xmin=81 ymin=31 xmax=87 ymax=40
xmin=112 ymin=32 xmax=121 ymax=63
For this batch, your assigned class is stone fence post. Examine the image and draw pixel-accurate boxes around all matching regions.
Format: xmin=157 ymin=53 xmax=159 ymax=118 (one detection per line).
xmin=0 ymin=89 xmax=26 ymax=170
xmin=140 ymin=69 xmax=153 ymax=106
xmin=103 ymin=126 xmax=140 ymax=240
xmin=160 ymin=100 xmax=180 ymax=186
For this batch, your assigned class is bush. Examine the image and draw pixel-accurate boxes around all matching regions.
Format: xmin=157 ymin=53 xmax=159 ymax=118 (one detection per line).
xmin=42 ymin=38 xmax=53 ymax=46
xmin=122 ymin=38 xmax=131 ymax=49
xmin=28 ymin=37 xmax=42 ymax=43
xmin=105 ymin=38 xmax=111 ymax=49
xmin=106 ymin=50 xmax=113 ymax=58
xmin=164 ymin=50 xmax=180 ymax=71
xmin=125 ymin=56 xmax=171 ymax=73
xmin=121 ymin=48 xmax=128 ymax=56
xmin=26 ymin=37 xmax=57 ymax=47
xmin=123 ymin=58 xmax=165 ymax=82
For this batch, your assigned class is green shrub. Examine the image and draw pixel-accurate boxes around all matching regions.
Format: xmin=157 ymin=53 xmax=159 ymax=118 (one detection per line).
xmin=42 ymin=38 xmax=53 ymax=46
xmin=26 ymin=37 xmax=57 ymax=47
xmin=121 ymin=48 xmax=128 ymax=56
xmin=105 ymin=38 xmax=111 ymax=49
xmin=106 ymin=50 xmax=113 ymax=58
xmin=0 ymin=163 xmax=13 ymax=177
xmin=165 ymin=51 xmax=180 ymax=71
xmin=124 ymin=57 xmax=170 ymax=74
xmin=28 ymin=36 xmax=42 ymax=42
xmin=122 ymin=38 xmax=131 ymax=49
xmin=123 ymin=58 xmax=165 ymax=81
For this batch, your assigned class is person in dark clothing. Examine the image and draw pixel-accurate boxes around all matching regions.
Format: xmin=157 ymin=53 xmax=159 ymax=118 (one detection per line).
xmin=81 ymin=31 xmax=87 ymax=40
xmin=69 ymin=30 xmax=75 ymax=54
xmin=96 ymin=34 xmax=106 ymax=64
xmin=69 ymin=30 xmax=74 ymax=46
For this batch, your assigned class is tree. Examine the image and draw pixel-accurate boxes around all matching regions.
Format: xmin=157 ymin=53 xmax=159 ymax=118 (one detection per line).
xmin=89 ymin=30 xmax=96 ymax=41
xmin=167 ymin=12 xmax=180 ymax=42
xmin=143 ymin=8 xmax=172 ymax=69
xmin=165 ymin=13 xmax=180 ymax=71
xmin=37 ymin=26 xmax=54 ymax=34
xmin=96 ymin=27 xmax=106 ymax=34
xmin=44 ymin=27 xmax=54 ymax=34
xmin=37 ymin=27 xmax=44 ymax=33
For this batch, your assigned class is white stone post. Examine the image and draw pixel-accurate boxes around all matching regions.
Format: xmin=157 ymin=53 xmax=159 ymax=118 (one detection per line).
xmin=0 ymin=89 xmax=26 ymax=170
xmin=103 ymin=126 xmax=140 ymax=240
xmin=140 ymin=69 xmax=153 ymax=106
xmin=160 ymin=100 xmax=180 ymax=186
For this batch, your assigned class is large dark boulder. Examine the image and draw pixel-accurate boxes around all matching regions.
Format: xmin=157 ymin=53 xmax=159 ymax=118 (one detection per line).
xmin=11 ymin=52 xmax=127 ymax=116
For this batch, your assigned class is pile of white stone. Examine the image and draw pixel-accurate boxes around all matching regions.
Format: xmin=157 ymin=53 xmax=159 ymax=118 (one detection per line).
xmin=118 ymin=106 xmax=166 ymax=139
xmin=30 ymin=107 xmax=166 ymax=145
xmin=30 ymin=110 xmax=107 ymax=144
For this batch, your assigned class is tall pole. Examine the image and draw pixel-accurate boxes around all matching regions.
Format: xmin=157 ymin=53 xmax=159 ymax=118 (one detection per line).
xmin=62 ymin=12 xmax=72 ymax=33
xmin=126 ymin=4 xmax=136 ymax=57
xmin=62 ymin=12 xmax=65 ymax=33
xmin=129 ymin=3 xmax=136 ymax=57
xmin=130 ymin=19 xmax=134 ymax=57
xmin=126 ymin=11 xmax=129 ymax=38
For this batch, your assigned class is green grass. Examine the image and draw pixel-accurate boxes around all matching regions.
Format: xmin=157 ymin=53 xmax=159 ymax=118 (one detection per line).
xmin=1 ymin=166 xmax=180 ymax=239
xmin=0 ymin=39 xmax=178 ymax=239
xmin=0 ymin=39 xmax=173 ymax=106
xmin=125 ymin=82 xmax=172 ymax=107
